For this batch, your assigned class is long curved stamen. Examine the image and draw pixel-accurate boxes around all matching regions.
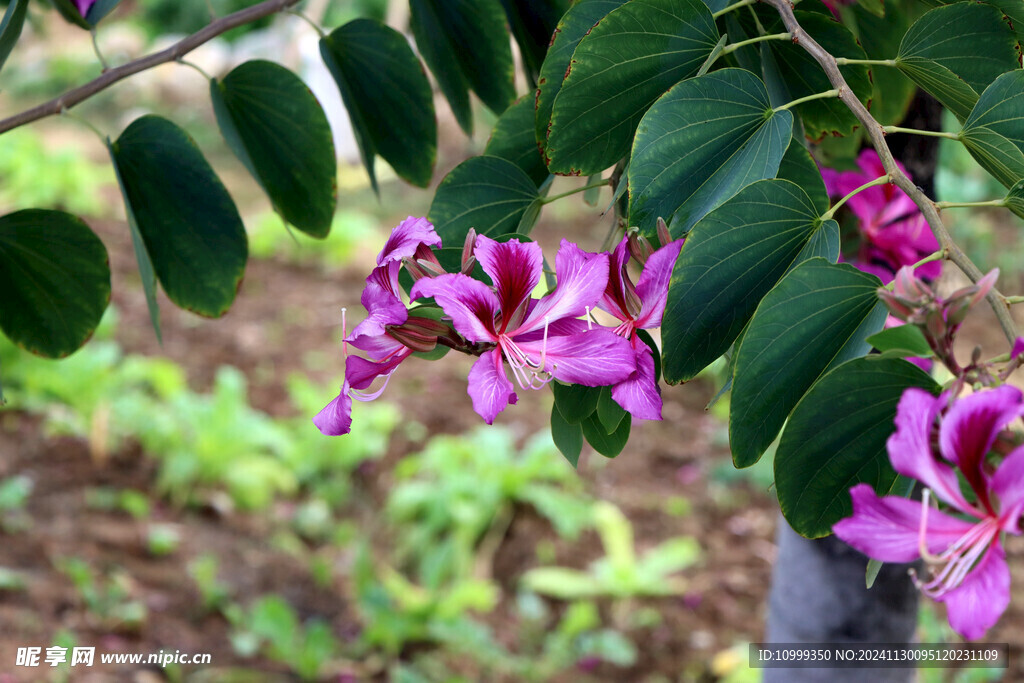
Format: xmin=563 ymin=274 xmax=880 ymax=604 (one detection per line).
xmin=499 ymin=319 xmax=555 ymax=390
xmin=585 ymin=307 xmax=593 ymax=331
xmin=912 ymin=504 xmax=1000 ymax=598
xmin=341 ymin=308 xmax=348 ymax=358
xmin=350 ymin=371 xmax=395 ymax=402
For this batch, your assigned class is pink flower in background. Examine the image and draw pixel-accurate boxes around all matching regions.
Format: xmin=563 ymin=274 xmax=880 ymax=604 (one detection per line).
xmin=412 ymin=236 xmax=636 ymax=424
xmin=73 ymin=0 xmax=96 ymax=17
xmin=834 ymin=386 xmax=1024 ymax=639
xmin=821 ymin=149 xmax=940 ymax=284
xmin=821 ymin=0 xmax=855 ymax=18
xmin=597 ymin=236 xmax=683 ymax=420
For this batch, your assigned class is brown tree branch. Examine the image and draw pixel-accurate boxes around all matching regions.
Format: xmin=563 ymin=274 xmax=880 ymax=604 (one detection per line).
xmin=763 ymin=0 xmax=1019 ymax=346
xmin=0 ymin=0 xmax=302 ymax=135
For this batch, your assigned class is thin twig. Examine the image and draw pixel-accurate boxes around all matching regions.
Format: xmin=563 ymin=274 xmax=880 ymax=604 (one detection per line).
xmin=763 ymin=0 xmax=1019 ymax=345
xmin=0 ymin=0 xmax=301 ymax=135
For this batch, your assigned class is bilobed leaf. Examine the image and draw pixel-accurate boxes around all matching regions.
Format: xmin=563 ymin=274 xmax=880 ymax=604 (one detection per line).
xmin=498 ymin=0 xmax=572 ymax=81
xmin=757 ymin=9 xmax=872 ymax=140
xmin=582 ymin=412 xmax=631 ymax=458
xmin=628 ymin=68 xmax=793 ymax=236
xmin=896 ymin=3 xmax=1020 ymax=122
xmin=961 ymin=71 xmax=1024 ymax=189
xmin=409 ymin=0 xmax=515 ymax=134
xmin=775 ymin=139 xmax=829 ymax=215
xmin=484 ymin=96 xmax=551 ymax=187
xmin=535 ymin=0 xmax=630 ymax=156
xmin=729 ymin=259 xmax=888 ymax=467
xmin=775 ymin=357 xmax=939 ymax=538
xmin=109 ymin=115 xmax=247 ymax=318
xmin=211 ymin=60 xmax=336 ymax=238
xmin=545 ymin=0 xmax=720 ymax=175
xmin=552 ymin=381 xmax=601 ymax=424
xmin=428 ymin=156 xmax=540 ymax=245
xmin=0 ymin=210 xmax=110 ymax=358
xmin=320 ymin=19 xmax=436 ymax=191
xmin=662 ymin=180 xmax=835 ymax=383
xmin=551 ymin=403 xmax=584 ymax=467
xmin=0 ymin=0 xmax=29 ymax=76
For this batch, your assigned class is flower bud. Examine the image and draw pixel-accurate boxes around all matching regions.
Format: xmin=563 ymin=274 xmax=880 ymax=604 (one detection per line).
xmin=626 ymin=228 xmax=653 ymax=265
xmin=462 ymin=228 xmax=477 ymax=272
xmin=656 ymin=217 xmax=672 ymax=248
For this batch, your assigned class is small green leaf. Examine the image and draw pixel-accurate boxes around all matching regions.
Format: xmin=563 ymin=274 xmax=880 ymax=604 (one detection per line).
xmin=551 ymin=403 xmax=584 ymax=468
xmin=516 ymin=198 xmax=544 ymax=235
xmin=896 ymin=2 xmax=1020 ymax=122
xmin=729 ymin=259 xmax=888 ymax=467
xmin=428 ymin=156 xmax=540 ymax=245
xmin=0 ymin=0 xmax=29 ymax=76
xmin=545 ymin=0 xmax=720 ymax=175
xmin=0 ymin=209 xmax=110 ymax=358
xmin=596 ymin=386 xmax=627 ymax=434
xmin=109 ymin=115 xmax=247 ymax=318
xmin=535 ymin=0 xmax=629 ymax=156
xmin=866 ymin=325 xmax=933 ymax=358
xmin=211 ymin=60 xmax=336 ymax=238
xmin=552 ymin=381 xmax=601 ymax=424
xmin=484 ymin=96 xmax=550 ymax=187
xmin=962 ymin=71 xmax=1024 ymax=189
xmin=628 ymin=68 xmax=793 ymax=236
xmin=662 ymin=179 xmax=833 ymax=383
xmin=320 ymin=19 xmax=436 ymax=190
xmin=775 ymin=357 xmax=939 ymax=538
xmin=582 ymin=412 xmax=631 ymax=458
xmin=409 ymin=0 xmax=515 ymax=134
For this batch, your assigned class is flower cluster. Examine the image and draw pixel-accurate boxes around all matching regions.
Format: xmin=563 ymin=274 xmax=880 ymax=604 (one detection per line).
xmin=315 ymin=217 xmax=683 ymax=435
xmin=834 ymin=387 xmax=1024 ymax=639
xmin=822 ymin=149 xmax=940 ymax=284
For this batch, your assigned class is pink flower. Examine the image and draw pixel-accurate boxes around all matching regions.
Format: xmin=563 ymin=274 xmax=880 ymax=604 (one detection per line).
xmin=411 ymin=236 xmax=636 ymax=424
xmin=821 ymin=150 xmax=940 ymax=284
xmin=597 ymin=236 xmax=683 ymax=419
xmin=833 ymin=386 xmax=1024 ymax=639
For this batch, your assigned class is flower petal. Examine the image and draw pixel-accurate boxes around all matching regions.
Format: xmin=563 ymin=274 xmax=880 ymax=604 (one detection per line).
xmin=474 ymin=235 xmax=542 ymax=321
xmin=939 ymin=543 xmax=1011 ymax=641
xmin=468 ymin=350 xmax=517 ymax=424
xmin=611 ymin=342 xmax=662 ymax=420
xmin=516 ymin=327 xmax=635 ymax=386
xmin=348 ymin=263 xmax=408 ymax=342
xmin=634 ymin=239 xmax=684 ymax=329
xmin=521 ymin=240 xmax=609 ymax=335
xmin=833 ymin=484 xmax=975 ymax=563
xmin=888 ymin=389 xmax=974 ymax=513
xmin=313 ymin=385 xmax=353 ymax=436
xmin=939 ymin=385 xmax=1024 ymax=505
xmin=411 ymin=273 xmax=499 ymax=343
xmin=598 ymin=238 xmax=632 ymax=321
xmin=377 ymin=216 xmax=442 ymax=264
xmin=345 ymin=345 xmax=411 ymax=391
xmin=991 ymin=445 xmax=1024 ymax=529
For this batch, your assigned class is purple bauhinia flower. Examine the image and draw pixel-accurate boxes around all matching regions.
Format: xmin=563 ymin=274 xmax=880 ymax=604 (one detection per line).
xmin=833 ymin=386 xmax=1024 ymax=639
xmin=411 ymin=236 xmax=636 ymax=424
xmin=596 ymin=235 xmax=683 ymax=420
xmin=314 ymin=217 xmax=447 ymax=436
xmin=821 ymin=150 xmax=940 ymax=284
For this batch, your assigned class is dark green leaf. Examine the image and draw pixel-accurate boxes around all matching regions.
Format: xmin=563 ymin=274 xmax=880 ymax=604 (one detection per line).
xmin=776 ymin=139 xmax=829 ymax=216
xmin=498 ymin=0 xmax=571 ymax=81
xmin=84 ymin=0 xmax=121 ymax=24
xmin=628 ymin=68 xmax=793 ymax=236
xmin=484 ymin=96 xmax=551 ymax=186
xmin=211 ymin=60 xmax=336 ymax=238
xmin=428 ymin=156 xmax=540 ymax=245
xmin=0 ymin=209 xmax=110 ymax=358
xmin=552 ymin=381 xmax=601 ymax=424
xmin=775 ymin=357 xmax=939 ymax=538
xmin=1006 ymin=179 xmax=1024 ymax=220
xmin=545 ymin=0 xmax=719 ymax=175
xmin=757 ymin=9 xmax=872 ymax=140
xmin=866 ymin=324 xmax=934 ymax=358
xmin=896 ymin=3 xmax=1019 ymax=122
xmin=582 ymin=412 xmax=631 ymax=458
xmin=662 ymin=180 xmax=835 ymax=383
xmin=729 ymin=259 xmax=888 ymax=467
xmin=0 ymin=0 xmax=28 ymax=76
xmin=790 ymin=218 xmax=840 ymax=267
xmin=320 ymin=19 xmax=436 ymax=190
xmin=961 ymin=71 xmax=1024 ymax=189
xmin=596 ymin=386 xmax=627 ymax=434
xmin=852 ymin=3 xmax=916 ymax=127
xmin=409 ymin=0 xmax=515 ymax=134
xmin=551 ymin=403 xmax=584 ymax=467
xmin=109 ymin=115 xmax=247 ymax=318
xmin=535 ymin=0 xmax=629 ymax=157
